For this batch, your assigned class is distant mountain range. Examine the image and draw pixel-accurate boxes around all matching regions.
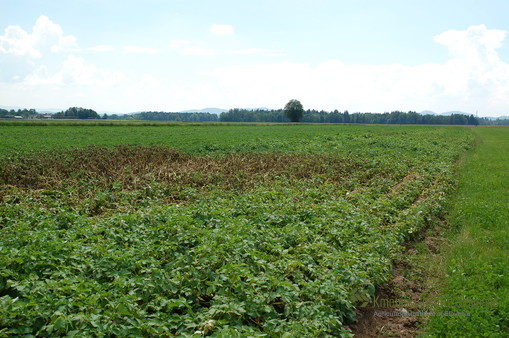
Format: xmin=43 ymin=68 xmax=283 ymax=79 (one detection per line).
xmin=179 ymin=107 xmax=228 ymax=114
xmin=178 ymin=107 xmax=271 ymax=114
xmin=483 ymin=115 xmax=509 ymax=120
xmin=420 ymin=110 xmax=470 ymax=116
xmin=0 ymin=105 xmax=63 ymax=113
xmin=420 ymin=110 xmax=509 ymax=120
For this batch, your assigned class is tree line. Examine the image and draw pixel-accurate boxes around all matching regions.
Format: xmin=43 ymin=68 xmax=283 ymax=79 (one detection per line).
xmin=2 ymin=106 xmax=508 ymax=125
xmin=53 ymin=107 xmax=100 ymax=119
xmin=220 ymin=108 xmax=486 ymax=125
xmin=129 ymin=111 xmax=219 ymax=122
xmin=0 ymin=107 xmax=100 ymax=119
xmin=0 ymin=108 xmax=38 ymax=118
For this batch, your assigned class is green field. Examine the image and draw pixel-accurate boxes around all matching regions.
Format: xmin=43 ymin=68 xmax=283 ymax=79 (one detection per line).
xmin=0 ymin=122 xmax=473 ymax=155
xmin=1 ymin=122 xmax=401 ymax=154
xmin=423 ymin=127 xmax=509 ymax=337
xmin=0 ymin=123 xmax=502 ymax=336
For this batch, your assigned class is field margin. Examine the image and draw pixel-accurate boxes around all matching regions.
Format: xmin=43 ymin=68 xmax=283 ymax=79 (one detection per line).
xmin=421 ymin=126 xmax=509 ymax=336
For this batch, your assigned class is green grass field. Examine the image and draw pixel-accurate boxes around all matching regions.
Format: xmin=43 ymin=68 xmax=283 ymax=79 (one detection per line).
xmin=0 ymin=122 xmax=505 ymax=336
xmin=423 ymin=127 xmax=509 ymax=337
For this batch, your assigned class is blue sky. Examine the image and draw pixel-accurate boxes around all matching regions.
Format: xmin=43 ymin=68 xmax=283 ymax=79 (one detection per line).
xmin=1 ymin=0 xmax=509 ymax=116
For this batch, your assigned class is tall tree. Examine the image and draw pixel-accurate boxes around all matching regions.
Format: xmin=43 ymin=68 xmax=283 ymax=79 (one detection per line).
xmin=283 ymin=99 xmax=304 ymax=122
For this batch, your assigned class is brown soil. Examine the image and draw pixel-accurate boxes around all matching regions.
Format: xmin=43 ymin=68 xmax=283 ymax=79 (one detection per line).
xmin=348 ymin=266 xmax=423 ymax=337
xmin=348 ymin=221 xmax=449 ymax=337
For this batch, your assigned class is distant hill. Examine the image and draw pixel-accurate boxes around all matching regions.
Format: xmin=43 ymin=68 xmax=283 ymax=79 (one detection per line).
xmin=179 ymin=107 xmax=272 ymax=114
xmin=420 ymin=110 xmax=469 ymax=116
xmin=0 ymin=105 xmax=62 ymax=112
xmin=97 ymin=111 xmax=123 ymax=116
xmin=442 ymin=111 xmax=469 ymax=116
xmin=242 ymin=107 xmax=271 ymax=111
xmin=179 ymin=107 xmax=228 ymax=114
xmin=420 ymin=110 xmax=436 ymax=115
xmin=484 ymin=115 xmax=509 ymax=121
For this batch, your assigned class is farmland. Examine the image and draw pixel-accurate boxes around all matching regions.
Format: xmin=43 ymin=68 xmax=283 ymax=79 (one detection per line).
xmin=0 ymin=123 xmax=476 ymax=335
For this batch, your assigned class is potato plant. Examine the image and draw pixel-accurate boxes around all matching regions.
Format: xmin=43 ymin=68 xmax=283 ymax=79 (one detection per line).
xmin=0 ymin=125 xmax=473 ymax=336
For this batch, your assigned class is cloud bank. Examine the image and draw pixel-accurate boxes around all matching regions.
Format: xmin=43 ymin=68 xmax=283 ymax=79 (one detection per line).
xmin=123 ymin=46 xmax=159 ymax=54
xmin=204 ymin=24 xmax=509 ymax=114
xmin=1 ymin=17 xmax=508 ymax=116
xmin=210 ymin=24 xmax=234 ymax=36
xmin=0 ymin=15 xmax=76 ymax=59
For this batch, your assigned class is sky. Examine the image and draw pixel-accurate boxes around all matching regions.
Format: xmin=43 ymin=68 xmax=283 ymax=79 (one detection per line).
xmin=1 ymin=0 xmax=509 ymax=117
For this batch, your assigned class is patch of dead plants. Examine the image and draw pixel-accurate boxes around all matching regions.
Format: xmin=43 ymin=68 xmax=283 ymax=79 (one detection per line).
xmin=0 ymin=145 xmax=366 ymax=193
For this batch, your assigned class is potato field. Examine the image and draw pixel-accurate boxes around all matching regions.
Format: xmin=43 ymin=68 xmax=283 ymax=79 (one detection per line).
xmin=0 ymin=124 xmax=474 ymax=336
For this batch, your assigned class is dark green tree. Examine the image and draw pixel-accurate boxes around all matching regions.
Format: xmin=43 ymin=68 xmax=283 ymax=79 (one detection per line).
xmin=468 ymin=114 xmax=479 ymax=125
xmin=283 ymin=99 xmax=304 ymax=122
xmin=54 ymin=107 xmax=99 ymax=119
xmin=343 ymin=110 xmax=350 ymax=123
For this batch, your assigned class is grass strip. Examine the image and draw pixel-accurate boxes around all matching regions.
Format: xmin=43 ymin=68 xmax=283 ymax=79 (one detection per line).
xmin=424 ymin=127 xmax=509 ymax=336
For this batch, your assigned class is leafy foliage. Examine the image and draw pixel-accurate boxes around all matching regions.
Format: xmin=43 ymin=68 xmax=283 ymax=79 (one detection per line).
xmin=218 ymin=109 xmax=485 ymax=125
xmin=132 ymin=112 xmax=219 ymax=122
xmin=283 ymin=100 xmax=304 ymax=122
xmin=53 ymin=107 xmax=100 ymax=119
xmin=0 ymin=125 xmax=473 ymax=335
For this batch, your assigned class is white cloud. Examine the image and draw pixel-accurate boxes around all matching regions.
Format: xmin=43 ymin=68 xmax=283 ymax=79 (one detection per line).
xmin=230 ymin=48 xmax=286 ymax=56
xmin=0 ymin=24 xmax=40 ymax=58
xmin=202 ymin=25 xmax=509 ymax=114
xmin=210 ymin=24 xmax=234 ymax=36
xmin=165 ymin=25 xmax=508 ymax=114
xmin=24 ymin=54 xmax=126 ymax=86
xmin=3 ymin=20 xmax=509 ymax=116
xmin=90 ymin=45 xmax=114 ymax=52
xmin=169 ymin=40 xmax=195 ymax=48
xmin=0 ymin=15 xmax=77 ymax=58
xmin=231 ymin=48 xmax=266 ymax=55
xmin=123 ymin=45 xmax=158 ymax=54
xmin=262 ymin=53 xmax=287 ymax=57
xmin=434 ymin=24 xmax=505 ymax=63
xmin=140 ymin=74 xmax=160 ymax=87
xmin=171 ymin=43 xmax=283 ymax=57
xmin=170 ymin=40 xmax=215 ymax=56
xmin=182 ymin=46 xmax=216 ymax=56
